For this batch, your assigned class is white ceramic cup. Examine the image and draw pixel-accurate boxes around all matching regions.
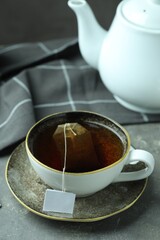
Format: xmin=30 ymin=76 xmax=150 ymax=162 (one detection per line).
xmin=25 ymin=111 xmax=155 ymax=197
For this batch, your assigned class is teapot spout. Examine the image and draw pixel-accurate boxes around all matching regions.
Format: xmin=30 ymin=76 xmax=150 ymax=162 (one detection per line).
xmin=68 ymin=0 xmax=106 ymax=69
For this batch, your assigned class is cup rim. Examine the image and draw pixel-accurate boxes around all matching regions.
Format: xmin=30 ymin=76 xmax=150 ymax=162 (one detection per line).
xmin=25 ymin=110 xmax=131 ymax=176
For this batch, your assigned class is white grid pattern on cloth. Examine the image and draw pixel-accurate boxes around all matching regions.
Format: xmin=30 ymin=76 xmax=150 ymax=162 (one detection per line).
xmin=13 ymin=77 xmax=31 ymax=95
xmin=0 ymin=38 xmax=78 ymax=56
xmin=0 ymin=44 xmax=31 ymax=54
xmin=0 ymin=99 xmax=32 ymax=128
xmin=60 ymin=60 xmax=76 ymax=111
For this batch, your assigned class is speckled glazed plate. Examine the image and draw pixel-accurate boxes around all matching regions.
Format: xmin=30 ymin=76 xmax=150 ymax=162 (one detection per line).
xmin=6 ymin=142 xmax=147 ymax=222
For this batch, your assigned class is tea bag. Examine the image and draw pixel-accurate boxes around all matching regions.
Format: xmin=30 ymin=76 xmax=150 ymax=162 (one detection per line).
xmin=52 ymin=123 xmax=101 ymax=172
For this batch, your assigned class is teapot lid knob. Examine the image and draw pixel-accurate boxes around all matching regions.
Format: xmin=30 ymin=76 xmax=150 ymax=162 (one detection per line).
xmin=121 ymin=0 xmax=160 ymax=30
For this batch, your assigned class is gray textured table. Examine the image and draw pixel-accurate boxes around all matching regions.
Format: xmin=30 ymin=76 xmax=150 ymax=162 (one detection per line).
xmin=0 ymin=123 xmax=160 ymax=240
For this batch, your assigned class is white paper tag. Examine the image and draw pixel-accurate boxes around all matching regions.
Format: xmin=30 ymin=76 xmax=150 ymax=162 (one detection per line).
xmin=43 ymin=189 xmax=76 ymax=214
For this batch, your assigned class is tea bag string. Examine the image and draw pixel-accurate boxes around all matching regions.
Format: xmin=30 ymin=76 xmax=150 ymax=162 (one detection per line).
xmin=62 ymin=123 xmax=77 ymax=192
xmin=62 ymin=123 xmax=67 ymax=192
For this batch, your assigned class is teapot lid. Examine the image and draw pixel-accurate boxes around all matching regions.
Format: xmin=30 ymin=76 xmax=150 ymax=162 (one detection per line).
xmin=121 ymin=0 xmax=160 ymax=30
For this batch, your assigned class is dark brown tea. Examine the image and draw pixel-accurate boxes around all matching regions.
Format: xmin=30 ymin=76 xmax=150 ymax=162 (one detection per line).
xmin=32 ymin=122 xmax=124 ymax=173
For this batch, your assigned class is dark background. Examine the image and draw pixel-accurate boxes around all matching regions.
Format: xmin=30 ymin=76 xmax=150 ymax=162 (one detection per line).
xmin=0 ymin=0 xmax=121 ymax=44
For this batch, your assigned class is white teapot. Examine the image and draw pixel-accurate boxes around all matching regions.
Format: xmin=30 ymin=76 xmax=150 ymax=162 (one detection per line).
xmin=68 ymin=0 xmax=160 ymax=113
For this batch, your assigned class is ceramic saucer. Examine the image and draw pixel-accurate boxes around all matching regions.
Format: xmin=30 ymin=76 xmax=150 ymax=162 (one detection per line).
xmin=5 ymin=142 xmax=147 ymax=222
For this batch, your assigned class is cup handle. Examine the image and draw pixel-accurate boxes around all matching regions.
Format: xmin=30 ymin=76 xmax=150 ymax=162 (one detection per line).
xmin=113 ymin=149 xmax=155 ymax=182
